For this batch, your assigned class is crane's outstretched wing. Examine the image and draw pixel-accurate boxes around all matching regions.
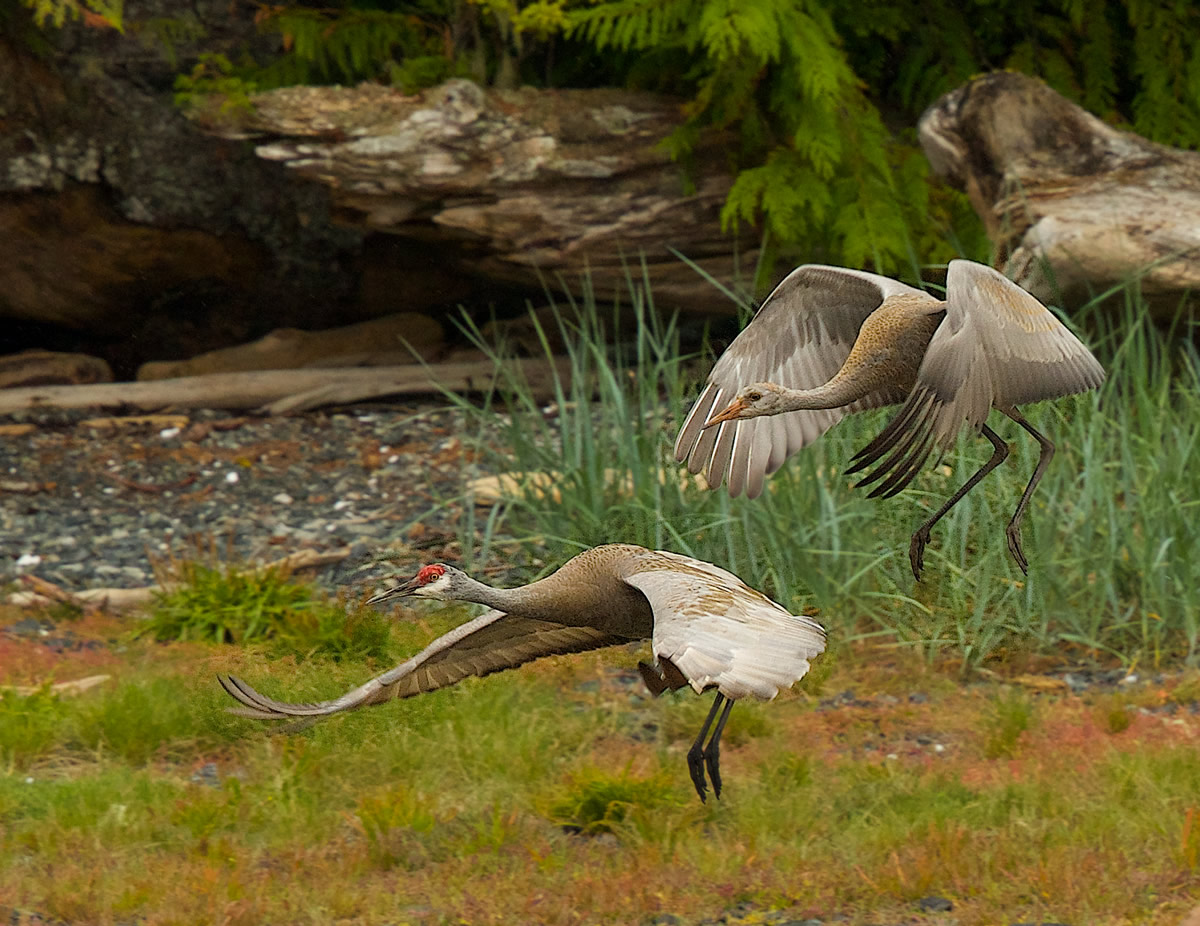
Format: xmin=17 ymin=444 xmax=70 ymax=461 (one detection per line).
xmin=675 ymin=265 xmax=922 ymax=498
xmin=848 ymin=260 xmax=1107 ymax=495
xmin=219 ymin=609 xmax=628 ymax=720
xmin=623 ymin=550 xmax=826 ymax=702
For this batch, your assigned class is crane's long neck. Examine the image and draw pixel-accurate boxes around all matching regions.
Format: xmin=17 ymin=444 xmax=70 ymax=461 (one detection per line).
xmin=768 ymin=301 xmax=940 ymax=412
xmin=773 ymin=371 xmax=879 ymax=411
xmin=450 ymin=574 xmax=564 ymax=622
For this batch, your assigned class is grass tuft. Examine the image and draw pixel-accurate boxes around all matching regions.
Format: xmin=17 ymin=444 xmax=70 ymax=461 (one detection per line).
xmin=545 ymin=765 xmax=676 ymax=836
xmin=982 ymin=690 xmax=1036 ymax=759
xmin=143 ymin=556 xmax=391 ymax=662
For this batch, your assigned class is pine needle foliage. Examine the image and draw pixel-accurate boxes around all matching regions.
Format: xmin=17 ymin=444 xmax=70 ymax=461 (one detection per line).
xmin=18 ymin=0 xmax=120 ymax=30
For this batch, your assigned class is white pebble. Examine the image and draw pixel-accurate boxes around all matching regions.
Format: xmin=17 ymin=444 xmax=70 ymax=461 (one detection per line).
xmin=24 ymin=777 xmax=34 ymax=785
xmin=933 ymin=744 xmax=946 ymax=753
xmin=1121 ymin=674 xmax=1139 ymax=685
xmin=225 ymin=471 xmax=240 ymax=484
xmin=16 ymin=553 xmax=42 ymax=568
xmin=159 ymin=427 xmax=181 ymax=439
xmin=886 ymin=753 xmax=898 ymax=760
xmin=273 ymin=492 xmax=294 ymax=505
xmin=387 ymin=454 xmax=400 ymax=464
xmin=333 ymin=499 xmax=352 ymax=511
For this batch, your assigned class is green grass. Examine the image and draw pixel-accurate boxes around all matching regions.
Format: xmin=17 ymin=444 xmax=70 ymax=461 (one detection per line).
xmin=3 ymin=632 xmax=1198 ymax=924
xmin=436 ymin=267 xmax=1200 ymax=669
xmin=4 ymin=262 xmax=1199 ymax=924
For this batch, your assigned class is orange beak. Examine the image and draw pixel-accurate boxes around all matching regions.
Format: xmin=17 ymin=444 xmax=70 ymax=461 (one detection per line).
xmin=702 ymin=397 xmax=750 ymax=429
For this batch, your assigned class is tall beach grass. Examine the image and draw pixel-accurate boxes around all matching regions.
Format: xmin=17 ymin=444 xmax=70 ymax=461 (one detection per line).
xmin=439 ymin=266 xmax=1200 ymax=668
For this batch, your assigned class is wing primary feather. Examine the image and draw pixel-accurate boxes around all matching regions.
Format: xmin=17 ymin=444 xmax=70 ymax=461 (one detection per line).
xmin=853 ymin=400 xmax=935 ymax=489
xmin=675 ymin=385 xmax=720 ymax=465
xmin=846 ymin=392 xmax=931 ymax=473
xmin=869 ymin=426 xmax=938 ymax=499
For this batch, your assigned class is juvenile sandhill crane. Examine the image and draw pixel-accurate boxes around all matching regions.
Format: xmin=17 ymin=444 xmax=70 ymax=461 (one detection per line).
xmin=219 ymin=543 xmax=825 ymax=802
xmin=674 ymin=260 xmax=1105 ymax=579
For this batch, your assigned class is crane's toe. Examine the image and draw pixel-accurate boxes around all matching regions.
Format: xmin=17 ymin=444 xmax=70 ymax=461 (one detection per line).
xmin=909 ymin=527 xmax=932 ymax=581
xmin=704 ymin=744 xmax=723 ymax=800
xmin=686 ymin=743 xmax=709 ymax=803
xmin=1005 ymin=522 xmax=1030 ymax=574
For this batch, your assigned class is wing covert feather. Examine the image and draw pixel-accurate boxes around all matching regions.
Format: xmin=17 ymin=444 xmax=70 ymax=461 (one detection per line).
xmin=623 ymin=551 xmax=826 ymax=701
xmin=849 ymin=261 xmax=1105 ymax=493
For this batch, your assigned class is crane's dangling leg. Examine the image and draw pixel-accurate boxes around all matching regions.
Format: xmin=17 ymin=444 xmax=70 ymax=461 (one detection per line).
xmin=687 ymin=693 xmax=726 ymax=802
xmin=1001 ymin=407 xmax=1055 ymax=575
xmin=909 ymin=424 xmax=1009 ymax=581
xmin=703 ymin=696 xmax=736 ymax=800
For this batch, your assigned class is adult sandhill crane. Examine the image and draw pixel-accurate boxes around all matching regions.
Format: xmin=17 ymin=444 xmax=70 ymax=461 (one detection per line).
xmin=674 ymin=259 xmax=1105 ymax=579
xmin=219 ymin=543 xmax=825 ymax=802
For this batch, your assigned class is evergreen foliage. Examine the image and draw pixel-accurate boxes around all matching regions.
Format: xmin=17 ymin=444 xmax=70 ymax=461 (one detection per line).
xmin=18 ymin=0 xmax=120 ymax=30
xmin=20 ymin=0 xmax=1200 ymax=273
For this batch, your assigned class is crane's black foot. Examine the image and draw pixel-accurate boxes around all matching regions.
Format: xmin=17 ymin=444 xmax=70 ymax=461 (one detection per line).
xmin=704 ymin=742 xmax=723 ymax=800
xmin=909 ymin=527 xmax=932 ymax=581
xmin=686 ymin=742 xmax=709 ymax=803
xmin=1006 ymin=521 xmax=1029 ymax=575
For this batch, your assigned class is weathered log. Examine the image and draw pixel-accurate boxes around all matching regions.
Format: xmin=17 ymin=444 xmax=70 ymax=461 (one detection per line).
xmin=0 ymin=356 xmax=572 ymax=415
xmin=919 ymin=73 xmax=1200 ymax=314
xmin=191 ymin=79 xmax=751 ymax=314
xmin=136 ymin=312 xmax=446 ymax=381
xmin=0 ymin=350 xmax=113 ymax=389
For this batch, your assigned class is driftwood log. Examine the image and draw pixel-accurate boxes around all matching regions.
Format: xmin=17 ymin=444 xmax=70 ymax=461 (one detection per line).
xmin=919 ymin=73 xmax=1200 ymax=315
xmin=191 ymin=79 xmax=749 ymax=314
xmin=0 ymin=356 xmax=572 ymax=416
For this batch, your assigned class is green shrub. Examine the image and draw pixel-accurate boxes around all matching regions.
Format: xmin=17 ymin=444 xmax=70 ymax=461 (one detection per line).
xmin=143 ymin=557 xmax=391 ymax=662
xmin=546 ymin=766 xmax=676 ymax=835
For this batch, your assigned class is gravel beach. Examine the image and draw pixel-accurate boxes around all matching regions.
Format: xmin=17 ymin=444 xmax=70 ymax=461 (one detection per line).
xmin=0 ymin=402 xmax=483 ymax=597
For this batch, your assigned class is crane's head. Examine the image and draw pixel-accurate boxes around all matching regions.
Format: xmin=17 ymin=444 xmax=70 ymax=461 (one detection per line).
xmin=367 ymin=563 xmax=462 ymax=604
xmin=702 ymin=382 xmax=787 ymax=427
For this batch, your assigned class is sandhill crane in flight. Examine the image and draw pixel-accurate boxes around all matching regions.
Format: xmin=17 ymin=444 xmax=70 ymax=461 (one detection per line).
xmin=674 ymin=260 xmax=1105 ymax=579
xmin=219 ymin=543 xmax=826 ymax=802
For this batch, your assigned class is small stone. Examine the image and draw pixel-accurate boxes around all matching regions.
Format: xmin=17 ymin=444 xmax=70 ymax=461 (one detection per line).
xmin=15 ymin=552 xmax=42 ymax=568
xmin=917 ymin=896 xmax=953 ymax=913
xmin=224 ymin=471 xmax=240 ymax=484
xmin=273 ymin=492 xmax=294 ymax=505
xmin=908 ymin=692 xmax=930 ymax=703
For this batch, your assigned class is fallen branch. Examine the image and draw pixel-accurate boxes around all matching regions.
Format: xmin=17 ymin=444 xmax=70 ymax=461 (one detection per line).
xmin=1 ymin=675 xmax=111 ymax=697
xmin=0 ymin=357 xmax=574 ymax=415
xmin=7 ymin=547 xmax=354 ymax=611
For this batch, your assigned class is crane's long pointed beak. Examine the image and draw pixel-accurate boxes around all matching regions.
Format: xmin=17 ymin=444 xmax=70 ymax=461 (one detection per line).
xmin=366 ymin=576 xmax=420 ymax=605
xmin=701 ymin=398 xmax=749 ymax=429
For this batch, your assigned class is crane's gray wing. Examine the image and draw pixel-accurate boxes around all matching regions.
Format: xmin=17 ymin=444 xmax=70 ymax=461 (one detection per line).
xmin=219 ymin=609 xmax=628 ymax=720
xmin=674 ymin=265 xmax=922 ymax=498
xmin=623 ymin=552 xmax=826 ymax=702
xmin=849 ymin=260 xmax=1106 ymax=495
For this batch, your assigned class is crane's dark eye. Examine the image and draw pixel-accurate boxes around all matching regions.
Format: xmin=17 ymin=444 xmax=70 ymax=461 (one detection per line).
xmin=747 ymin=391 xmax=762 ymax=402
